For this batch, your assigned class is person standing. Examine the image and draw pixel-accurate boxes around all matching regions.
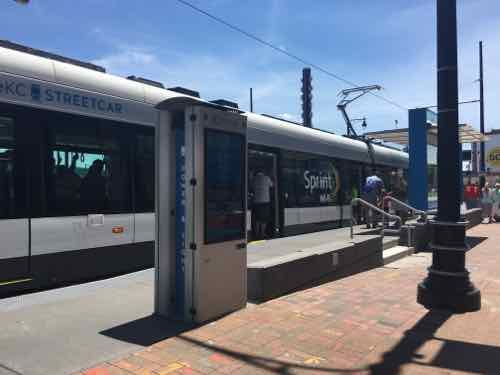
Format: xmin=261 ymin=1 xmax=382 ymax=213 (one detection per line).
xmin=351 ymin=183 xmax=361 ymax=225
xmin=463 ymin=179 xmax=474 ymax=210
xmin=471 ymin=181 xmax=481 ymax=209
xmin=391 ymin=172 xmax=409 ymax=225
xmin=481 ymin=182 xmax=494 ymax=224
xmin=80 ymin=159 xmax=107 ymax=212
xmin=251 ymin=170 xmax=274 ymax=239
xmin=362 ymin=170 xmax=384 ymax=229
xmin=491 ymin=183 xmax=500 ymax=223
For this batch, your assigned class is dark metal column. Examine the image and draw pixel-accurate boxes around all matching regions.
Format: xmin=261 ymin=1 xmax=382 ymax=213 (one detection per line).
xmin=479 ymin=41 xmax=485 ymax=176
xmin=301 ymin=68 xmax=313 ymax=128
xmin=417 ymin=0 xmax=481 ymax=312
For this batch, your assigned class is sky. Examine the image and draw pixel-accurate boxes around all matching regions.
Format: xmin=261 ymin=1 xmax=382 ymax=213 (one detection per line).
xmin=3 ymin=0 xmax=500 ymax=135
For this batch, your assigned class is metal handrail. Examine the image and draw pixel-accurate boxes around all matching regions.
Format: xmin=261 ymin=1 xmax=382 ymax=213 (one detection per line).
xmin=382 ymin=196 xmax=428 ymax=222
xmin=427 ymin=209 xmax=438 ymax=216
xmin=350 ymin=198 xmax=401 ymax=240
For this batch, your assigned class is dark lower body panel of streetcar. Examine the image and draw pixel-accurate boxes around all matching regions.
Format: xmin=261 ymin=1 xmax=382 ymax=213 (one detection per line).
xmin=0 ymin=241 xmax=154 ymax=298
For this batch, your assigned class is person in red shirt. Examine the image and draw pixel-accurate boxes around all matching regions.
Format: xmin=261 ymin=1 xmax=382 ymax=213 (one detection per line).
xmin=470 ymin=182 xmax=481 ymax=209
xmin=464 ymin=180 xmax=474 ymax=209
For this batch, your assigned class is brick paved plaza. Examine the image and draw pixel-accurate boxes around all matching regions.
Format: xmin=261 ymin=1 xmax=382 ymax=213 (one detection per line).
xmin=79 ymin=224 xmax=500 ymax=375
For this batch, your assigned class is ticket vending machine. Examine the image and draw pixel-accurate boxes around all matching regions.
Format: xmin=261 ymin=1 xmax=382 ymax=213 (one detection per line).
xmin=154 ymin=97 xmax=247 ymax=323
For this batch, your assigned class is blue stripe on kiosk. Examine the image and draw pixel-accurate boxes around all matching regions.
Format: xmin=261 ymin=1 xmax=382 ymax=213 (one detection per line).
xmin=175 ymin=124 xmax=186 ymax=318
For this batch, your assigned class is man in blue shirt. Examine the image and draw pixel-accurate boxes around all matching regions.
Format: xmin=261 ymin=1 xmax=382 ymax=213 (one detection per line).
xmin=362 ymin=170 xmax=384 ymax=228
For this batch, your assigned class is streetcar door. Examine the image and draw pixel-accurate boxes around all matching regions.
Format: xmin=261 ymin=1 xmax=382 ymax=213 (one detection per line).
xmin=248 ymin=149 xmax=279 ymax=240
xmin=0 ymin=110 xmax=30 ymax=283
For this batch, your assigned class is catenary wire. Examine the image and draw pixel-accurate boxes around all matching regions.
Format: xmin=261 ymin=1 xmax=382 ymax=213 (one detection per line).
xmin=174 ymin=0 xmax=408 ymax=111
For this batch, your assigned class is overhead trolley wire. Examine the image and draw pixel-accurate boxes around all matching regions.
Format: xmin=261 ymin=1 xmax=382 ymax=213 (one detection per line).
xmin=174 ymin=0 xmax=408 ymax=111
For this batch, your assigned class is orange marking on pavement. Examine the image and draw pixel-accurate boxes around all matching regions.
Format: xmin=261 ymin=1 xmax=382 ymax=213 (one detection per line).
xmin=83 ymin=367 xmax=110 ymax=375
xmin=135 ymin=369 xmax=156 ymax=375
xmin=304 ymin=356 xmax=325 ymax=365
xmin=209 ymin=353 xmax=233 ymax=365
xmin=156 ymin=362 xmax=185 ymax=374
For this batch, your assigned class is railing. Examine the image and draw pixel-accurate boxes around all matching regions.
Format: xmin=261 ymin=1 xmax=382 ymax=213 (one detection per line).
xmin=350 ymin=198 xmax=401 ymax=240
xmin=382 ymin=196 xmax=429 ymax=223
xmin=427 ymin=209 xmax=438 ymax=216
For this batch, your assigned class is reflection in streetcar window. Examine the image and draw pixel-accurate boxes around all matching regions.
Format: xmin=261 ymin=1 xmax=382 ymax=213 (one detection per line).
xmin=46 ymin=114 xmax=131 ymax=216
xmin=0 ymin=116 xmax=15 ymax=219
xmin=52 ymin=151 xmax=106 ymax=178
xmin=0 ymin=147 xmax=15 ymax=219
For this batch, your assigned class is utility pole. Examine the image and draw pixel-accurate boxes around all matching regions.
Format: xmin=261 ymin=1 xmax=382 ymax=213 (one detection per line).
xmin=249 ymin=88 xmax=253 ymax=112
xmin=417 ymin=0 xmax=480 ymax=312
xmin=479 ymin=41 xmax=485 ymax=183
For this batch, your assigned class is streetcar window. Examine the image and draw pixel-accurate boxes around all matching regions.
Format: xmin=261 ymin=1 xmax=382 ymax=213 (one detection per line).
xmin=390 ymin=168 xmax=408 ymax=202
xmin=0 ymin=116 xmax=14 ymax=142
xmin=375 ymin=166 xmax=408 ymax=203
xmin=0 ymin=116 xmax=15 ymax=219
xmin=52 ymin=150 xmax=105 ymax=178
xmin=135 ymin=131 xmax=155 ymax=212
xmin=46 ymin=114 xmax=131 ymax=216
xmin=340 ymin=160 xmax=362 ymax=204
xmin=205 ymin=129 xmax=245 ymax=243
xmin=280 ymin=152 xmax=298 ymax=207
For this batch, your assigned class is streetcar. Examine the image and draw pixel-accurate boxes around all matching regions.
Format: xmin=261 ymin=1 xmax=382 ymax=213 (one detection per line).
xmin=0 ymin=41 xmax=408 ymax=295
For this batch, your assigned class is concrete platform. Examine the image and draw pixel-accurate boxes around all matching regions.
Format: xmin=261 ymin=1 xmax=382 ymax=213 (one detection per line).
xmin=0 ymin=270 xmax=159 ymax=375
xmin=247 ymin=227 xmax=384 ymax=302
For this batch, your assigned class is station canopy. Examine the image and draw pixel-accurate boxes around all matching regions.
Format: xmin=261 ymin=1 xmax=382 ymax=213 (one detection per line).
xmin=364 ymin=123 xmax=488 ymax=146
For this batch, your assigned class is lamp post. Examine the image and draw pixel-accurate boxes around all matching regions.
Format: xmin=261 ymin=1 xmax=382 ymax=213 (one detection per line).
xmin=417 ymin=0 xmax=481 ymax=312
xmin=479 ymin=41 xmax=485 ymax=187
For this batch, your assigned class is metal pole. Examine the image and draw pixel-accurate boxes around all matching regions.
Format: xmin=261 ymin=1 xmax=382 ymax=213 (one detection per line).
xmin=479 ymin=41 xmax=485 ymax=179
xmin=250 ymin=88 xmax=253 ymax=112
xmin=436 ymin=0 xmax=460 ymax=223
xmin=417 ymin=0 xmax=480 ymax=312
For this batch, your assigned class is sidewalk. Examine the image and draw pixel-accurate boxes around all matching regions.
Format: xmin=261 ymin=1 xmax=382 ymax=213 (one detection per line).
xmin=80 ymin=224 xmax=500 ymax=375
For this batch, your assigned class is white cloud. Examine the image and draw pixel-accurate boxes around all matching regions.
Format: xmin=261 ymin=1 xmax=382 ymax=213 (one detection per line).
xmin=278 ymin=113 xmax=298 ymax=122
xmin=91 ymin=49 xmax=157 ymax=71
xmin=91 ymin=44 xmax=301 ymax=116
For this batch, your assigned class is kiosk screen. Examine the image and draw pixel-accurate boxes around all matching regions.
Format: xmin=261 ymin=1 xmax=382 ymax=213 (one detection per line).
xmin=205 ymin=129 xmax=245 ymax=243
